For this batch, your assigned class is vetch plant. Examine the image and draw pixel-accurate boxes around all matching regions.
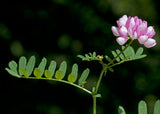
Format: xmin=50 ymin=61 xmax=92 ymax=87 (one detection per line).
xmin=6 ymin=15 xmax=159 ymax=114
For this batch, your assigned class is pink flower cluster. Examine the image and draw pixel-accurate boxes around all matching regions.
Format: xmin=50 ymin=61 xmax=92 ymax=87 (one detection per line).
xmin=111 ymin=15 xmax=156 ymax=48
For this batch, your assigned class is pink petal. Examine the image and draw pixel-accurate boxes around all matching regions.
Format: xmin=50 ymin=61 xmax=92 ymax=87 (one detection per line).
xmin=127 ymin=17 xmax=136 ymax=37
xmin=111 ymin=26 xmax=120 ymax=36
xmin=116 ymin=37 xmax=128 ymax=45
xmin=138 ymin=35 xmax=148 ymax=44
xmin=117 ymin=15 xmax=128 ymax=27
xmin=131 ymin=17 xmax=135 ymax=23
xmin=132 ymin=32 xmax=138 ymax=40
xmin=128 ymin=27 xmax=133 ymax=37
xmin=129 ymin=32 xmax=137 ymax=40
xmin=132 ymin=16 xmax=141 ymax=32
xmin=119 ymin=26 xmax=128 ymax=38
xmin=133 ymin=16 xmax=138 ymax=22
xmin=142 ymin=21 xmax=147 ymax=27
xmin=147 ymin=26 xmax=156 ymax=38
xmin=144 ymin=38 xmax=156 ymax=48
xmin=137 ymin=22 xmax=148 ymax=36
xmin=129 ymin=17 xmax=135 ymax=28
xmin=125 ymin=16 xmax=131 ymax=29
xmin=138 ymin=18 xmax=142 ymax=25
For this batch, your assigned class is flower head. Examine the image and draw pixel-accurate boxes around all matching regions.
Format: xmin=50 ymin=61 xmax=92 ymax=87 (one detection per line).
xmin=111 ymin=15 xmax=156 ymax=48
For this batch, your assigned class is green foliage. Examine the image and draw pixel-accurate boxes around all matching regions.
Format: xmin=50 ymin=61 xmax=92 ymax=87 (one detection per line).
xmin=94 ymin=94 xmax=101 ymax=98
xmin=25 ymin=56 xmax=36 ymax=76
xmin=68 ymin=64 xmax=78 ymax=83
xmin=34 ymin=68 xmax=41 ymax=78
xmin=6 ymin=56 xmax=90 ymax=92
xmin=59 ymin=61 xmax=67 ymax=79
xmin=138 ymin=100 xmax=147 ymax=114
xmin=77 ymin=51 xmax=99 ymax=61
xmin=154 ymin=100 xmax=160 ymax=114
xmin=55 ymin=70 xmax=63 ymax=80
xmin=78 ymin=68 xmax=90 ymax=86
xmin=118 ymin=106 xmax=126 ymax=114
xmin=105 ymin=55 xmax=112 ymax=63
xmin=77 ymin=46 xmax=146 ymax=71
xmin=38 ymin=57 xmax=47 ymax=76
xmin=118 ymin=99 xmax=160 ymax=114
xmin=48 ymin=60 xmax=56 ymax=77
xmin=44 ymin=70 xmax=52 ymax=79
xmin=6 ymin=60 xmax=20 ymax=78
xmin=19 ymin=56 xmax=27 ymax=75
xmin=105 ymin=46 xmax=147 ymax=66
xmin=20 ymin=68 xmax=28 ymax=78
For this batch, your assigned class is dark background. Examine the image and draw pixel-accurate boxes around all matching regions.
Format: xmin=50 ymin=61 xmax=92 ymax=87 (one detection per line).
xmin=1 ymin=0 xmax=160 ymax=114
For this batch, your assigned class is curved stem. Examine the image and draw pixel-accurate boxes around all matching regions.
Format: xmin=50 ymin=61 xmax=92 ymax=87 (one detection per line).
xmin=107 ymin=39 xmax=133 ymax=67
xmin=21 ymin=77 xmax=92 ymax=94
xmin=95 ymin=67 xmax=106 ymax=93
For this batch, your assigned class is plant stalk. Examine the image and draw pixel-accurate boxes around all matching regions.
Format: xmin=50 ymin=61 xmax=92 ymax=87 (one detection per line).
xmin=93 ymin=95 xmax=96 ymax=114
xmin=95 ymin=68 xmax=106 ymax=93
xmin=92 ymin=64 xmax=106 ymax=114
xmin=107 ymin=39 xmax=133 ymax=66
xmin=21 ymin=76 xmax=92 ymax=94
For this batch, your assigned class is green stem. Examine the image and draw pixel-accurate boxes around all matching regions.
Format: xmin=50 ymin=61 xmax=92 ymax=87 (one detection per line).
xmin=92 ymin=64 xmax=107 ymax=114
xmin=21 ymin=77 xmax=92 ymax=94
xmin=107 ymin=39 xmax=133 ymax=67
xmin=91 ymin=40 xmax=133 ymax=114
xmin=93 ymin=95 xmax=96 ymax=114
xmin=95 ymin=67 xmax=106 ymax=93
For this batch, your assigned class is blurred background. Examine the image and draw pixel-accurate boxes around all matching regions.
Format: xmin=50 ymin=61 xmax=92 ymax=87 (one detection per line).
xmin=1 ymin=0 xmax=160 ymax=114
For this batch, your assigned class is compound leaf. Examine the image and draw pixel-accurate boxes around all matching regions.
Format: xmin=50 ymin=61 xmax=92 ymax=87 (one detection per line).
xmin=55 ymin=70 xmax=63 ymax=80
xmin=59 ymin=61 xmax=67 ymax=79
xmin=77 ymin=52 xmax=98 ymax=61
xmin=112 ymin=51 xmax=120 ymax=62
xmin=108 ymin=67 xmax=114 ymax=72
xmin=5 ymin=68 xmax=20 ymax=78
xmin=9 ymin=60 xmax=18 ymax=74
xmin=128 ymin=46 xmax=135 ymax=56
xmin=135 ymin=54 xmax=147 ymax=60
xmin=78 ymin=68 xmax=90 ymax=86
xmin=134 ymin=47 xmax=147 ymax=60
xmin=95 ymin=94 xmax=101 ymax=98
xmin=38 ymin=57 xmax=47 ymax=76
xmin=19 ymin=56 xmax=27 ymax=75
xmin=105 ymin=55 xmax=112 ymax=63
xmin=71 ymin=64 xmax=78 ymax=80
xmin=138 ymin=100 xmax=147 ymax=114
xmin=77 ymin=55 xmax=86 ymax=60
xmin=123 ymin=46 xmax=135 ymax=59
xmin=116 ymin=49 xmax=125 ymax=60
xmin=68 ymin=73 xmax=75 ymax=83
xmin=89 ymin=52 xmax=92 ymax=56
xmin=20 ymin=68 xmax=28 ymax=78
xmin=33 ymin=68 xmax=41 ymax=78
xmin=26 ymin=56 xmax=35 ymax=76
xmin=85 ymin=54 xmax=90 ymax=59
xmin=48 ymin=60 xmax=56 ymax=77
xmin=154 ymin=100 xmax=160 ymax=114
xmin=118 ymin=106 xmax=126 ymax=114
xmin=44 ymin=70 xmax=52 ymax=79
xmin=93 ymin=52 xmax=96 ymax=58
xmin=68 ymin=64 xmax=78 ymax=83
xmin=136 ymin=47 xmax=144 ymax=56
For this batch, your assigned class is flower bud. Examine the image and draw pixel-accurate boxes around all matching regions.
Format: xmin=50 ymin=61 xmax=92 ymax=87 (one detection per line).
xmin=144 ymin=38 xmax=156 ymax=48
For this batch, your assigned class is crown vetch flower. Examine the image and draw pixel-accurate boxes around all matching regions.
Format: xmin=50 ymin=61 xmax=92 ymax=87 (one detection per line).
xmin=111 ymin=15 xmax=156 ymax=48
